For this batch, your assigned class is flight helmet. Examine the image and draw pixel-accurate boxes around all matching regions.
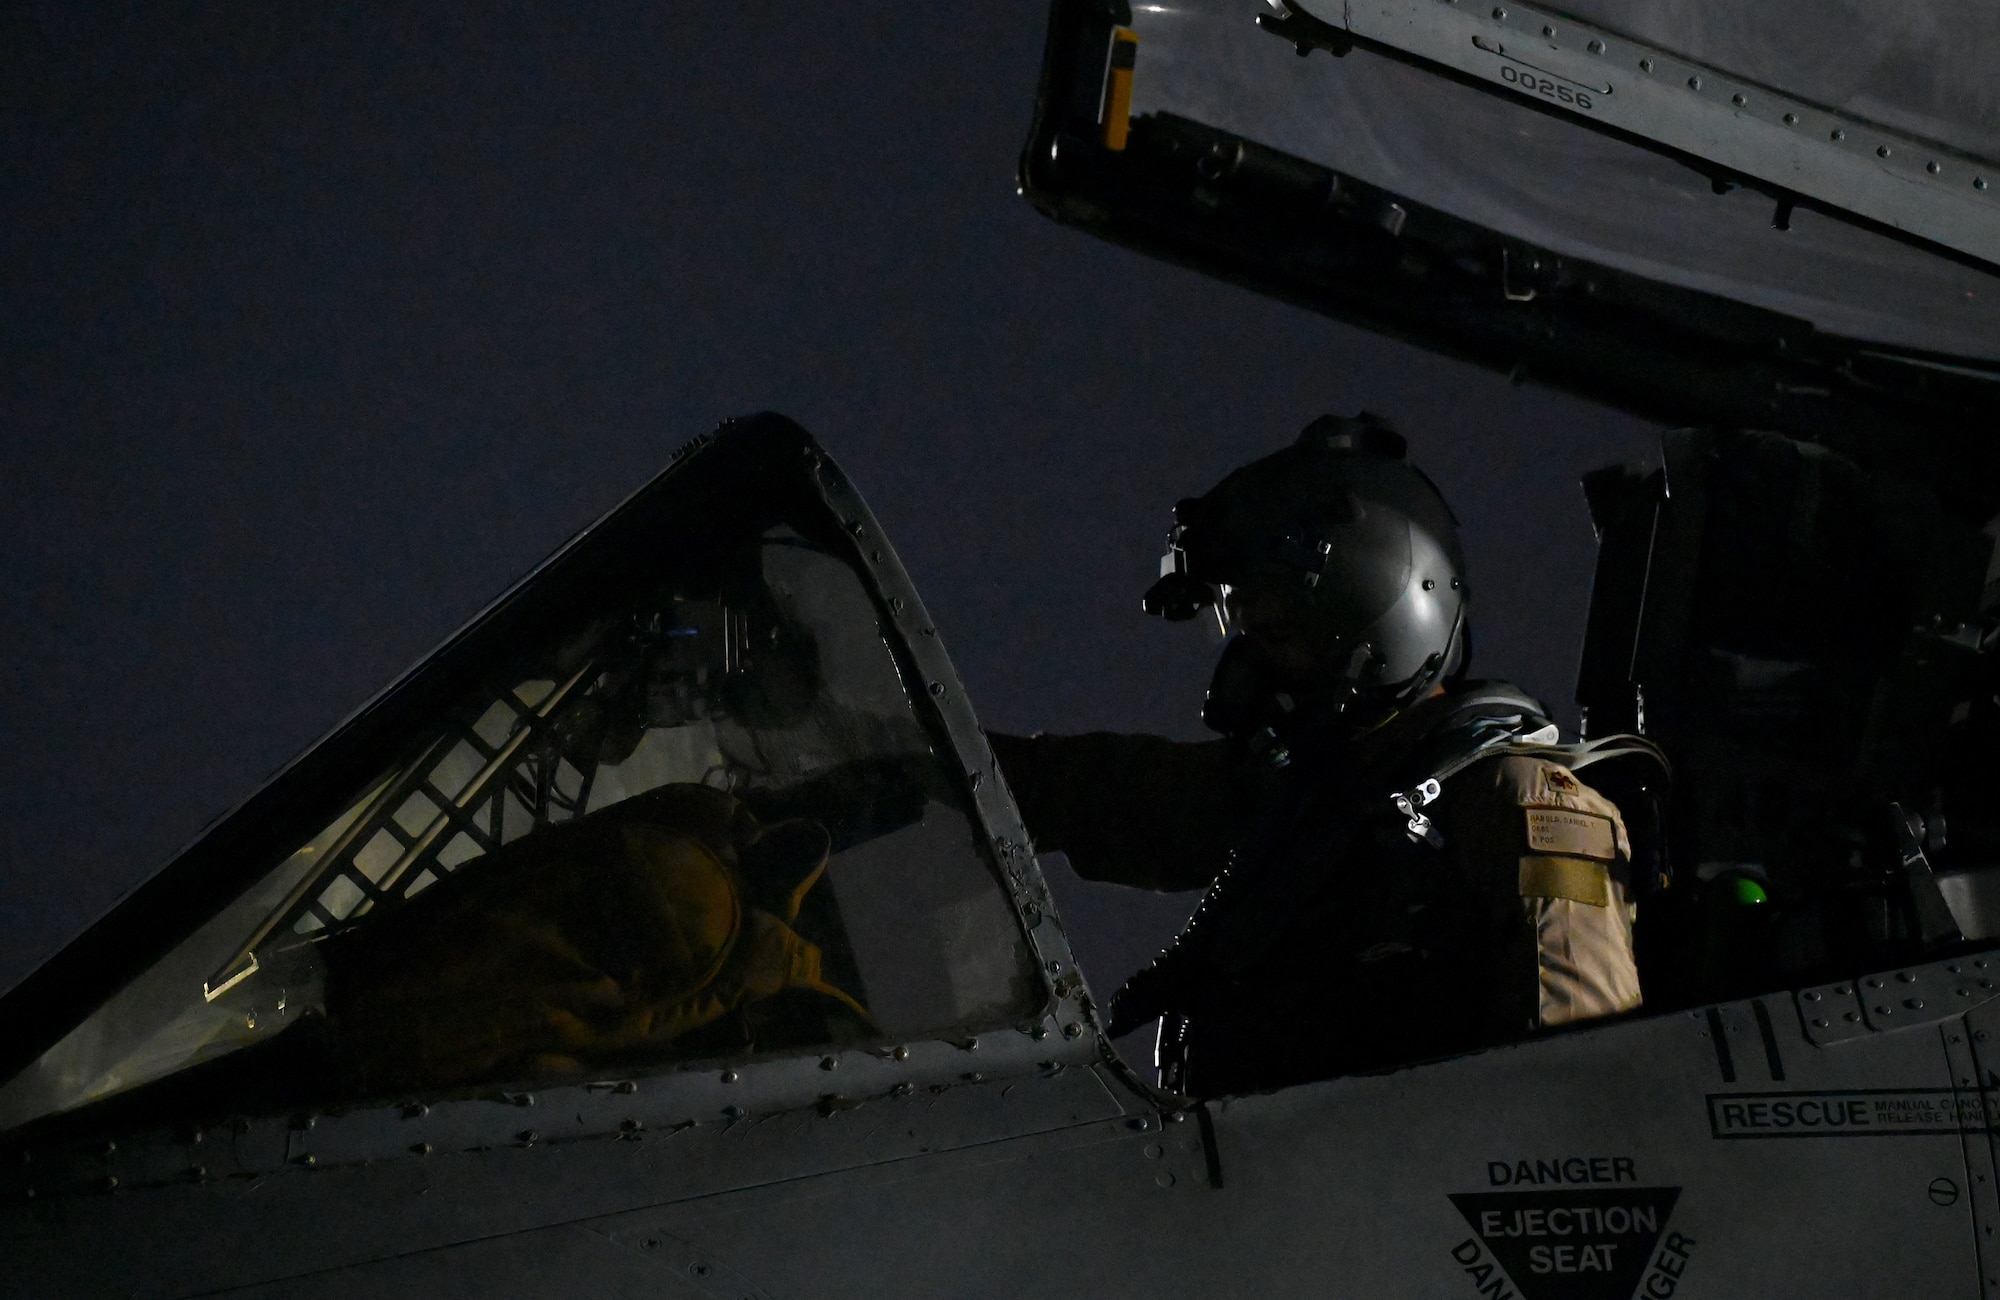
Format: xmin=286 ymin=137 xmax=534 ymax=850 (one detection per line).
xmin=1143 ymin=413 xmax=1469 ymax=734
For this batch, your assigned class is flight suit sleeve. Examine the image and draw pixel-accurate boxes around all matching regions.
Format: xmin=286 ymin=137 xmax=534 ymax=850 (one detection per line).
xmin=1437 ymin=755 xmax=1642 ymax=1038
xmin=985 ymin=731 xmax=1248 ymax=892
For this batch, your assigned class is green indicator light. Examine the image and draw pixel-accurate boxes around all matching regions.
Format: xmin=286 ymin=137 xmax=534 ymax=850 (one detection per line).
xmin=1727 ymin=877 xmax=1768 ymax=906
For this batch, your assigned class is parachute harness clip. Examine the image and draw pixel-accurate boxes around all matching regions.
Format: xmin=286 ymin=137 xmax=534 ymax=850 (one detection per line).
xmin=1393 ymin=777 xmax=1445 ymax=847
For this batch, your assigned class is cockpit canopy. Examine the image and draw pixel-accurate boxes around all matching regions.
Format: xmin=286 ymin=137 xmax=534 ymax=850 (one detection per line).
xmin=1023 ymin=0 xmax=1999 ymax=470
xmin=0 ymin=418 xmax=1044 ymax=1135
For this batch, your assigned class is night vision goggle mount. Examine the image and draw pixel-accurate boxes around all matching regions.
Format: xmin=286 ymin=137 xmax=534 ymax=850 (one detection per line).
xmin=1140 ymin=414 xmax=1413 ymax=622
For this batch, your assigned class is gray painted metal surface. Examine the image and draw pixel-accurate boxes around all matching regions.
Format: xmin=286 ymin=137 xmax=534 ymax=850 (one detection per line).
xmin=1122 ymin=0 xmax=2000 ymax=359
xmin=1301 ymin=0 xmax=2000 ymax=267
xmin=13 ymin=978 xmax=1995 ymax=1296
xmin=2 ymin=1064 xmax=1133 ymax=1296
xmin=1551 ymin=0 xmax=2000 ymax=163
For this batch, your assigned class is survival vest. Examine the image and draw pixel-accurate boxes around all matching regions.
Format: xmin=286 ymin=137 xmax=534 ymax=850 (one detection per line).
xmin=1108 ymin=682 xmax=1668 ymax=1093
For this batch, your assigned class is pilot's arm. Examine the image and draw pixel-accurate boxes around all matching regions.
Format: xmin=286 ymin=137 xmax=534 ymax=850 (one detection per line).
xmin=986 ymin=731 xmax=1253 ymax=892
xmin=1436 ymin=754 xmax=1643 ymax=1041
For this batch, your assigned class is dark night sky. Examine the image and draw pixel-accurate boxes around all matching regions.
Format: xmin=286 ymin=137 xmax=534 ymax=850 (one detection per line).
xmin=0 ymin=4 xmax=1658 ymax=1007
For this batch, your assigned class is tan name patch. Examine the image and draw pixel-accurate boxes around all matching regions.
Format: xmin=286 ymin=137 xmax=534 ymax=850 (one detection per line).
xmin=1525 ymin=808 xmax=1618 ymax=861
xmin=1519 ymin=855 xmax=1611 ymax=907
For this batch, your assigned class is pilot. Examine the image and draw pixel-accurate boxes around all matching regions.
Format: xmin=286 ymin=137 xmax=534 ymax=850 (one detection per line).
xmin=990 ymin=413 xmax=1659 ymax=1097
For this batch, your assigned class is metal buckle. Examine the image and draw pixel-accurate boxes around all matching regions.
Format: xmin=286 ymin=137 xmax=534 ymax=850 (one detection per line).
xmin=1394 ymin=778 xmax=1445 ymax=846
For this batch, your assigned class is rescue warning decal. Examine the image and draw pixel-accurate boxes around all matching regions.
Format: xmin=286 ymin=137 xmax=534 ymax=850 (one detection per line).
xmin=1447 ymin=1158 xmax=1693 ymax=1300
xmin=1708 ymin=1088 xmax=1994 ymax=1138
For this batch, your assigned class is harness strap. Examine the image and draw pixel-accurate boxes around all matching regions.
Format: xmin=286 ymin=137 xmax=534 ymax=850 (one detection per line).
xmin=1392 ymin=732 xmax=1671 ymax=843
xmin=1109 ymin=690 xmax=1671 ymax=1040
